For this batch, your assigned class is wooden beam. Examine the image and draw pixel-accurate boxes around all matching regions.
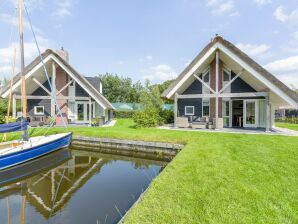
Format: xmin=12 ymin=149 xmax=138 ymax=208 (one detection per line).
xmin=219 ymin=70 xmax=243 ymax=94
xmin=51 ymin=62 xmax=56 ymax=116
xmin=194 ymin=74 xmax=215 ymax=94
xmin=266 ymin=95 xmax=270 ymax=132
xmin=15 ymin=95 xmax=90 ymax=100
xmin=56 ymin=80 xmax=73 ymax=96
xmin=215 ymin=50 xmax=219 ymax=129
xmin=174 ymin=93 xmax=178 ymax=127
xmin=12 ymin=94 xmax=16 ymax=117
xmin=89 ymin=97 xmax=92 ymax=125
xmin=32 ymin=77 xmax=51 ymax=95
xmin=177 ymin=92 xmax=269 ymax=99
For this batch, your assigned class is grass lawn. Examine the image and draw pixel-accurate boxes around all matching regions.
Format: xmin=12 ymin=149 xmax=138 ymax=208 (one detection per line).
xmin=2 ymin=119 xmax=298 ymax=223
xmin=276 ymin=122 xmax=298 ymax=131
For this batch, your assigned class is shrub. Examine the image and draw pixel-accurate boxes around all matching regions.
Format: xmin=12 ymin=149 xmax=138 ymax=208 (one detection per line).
xmin=275 ymin=117 xmax=298 ymax=124
xmin=114 ymin=110 xmax=136 ymax=118
xmin=133 ymin=108 xmax=163 ymax=128
xmin=160 ymin=109 xmax=174 ymax=124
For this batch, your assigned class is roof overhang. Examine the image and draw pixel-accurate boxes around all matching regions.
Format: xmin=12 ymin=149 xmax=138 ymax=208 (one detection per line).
xmin=1 ymin=53 xmax=115 ymax=110
xmin=164 ymin=42 xmax=298 ymax=109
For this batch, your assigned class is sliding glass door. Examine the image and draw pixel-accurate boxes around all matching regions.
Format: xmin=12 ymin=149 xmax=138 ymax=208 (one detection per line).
xmin=244 ymin=100 xmax=258 ymax=128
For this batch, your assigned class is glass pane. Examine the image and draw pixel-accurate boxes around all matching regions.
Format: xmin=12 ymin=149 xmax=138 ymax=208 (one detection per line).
xmin=77 ymin=104 xmax=84 ymax=121
xmin=223 ymin=71 xmax=230 ymax=81
xmin=186 ymin=107 xmax=194 ymax=115
xmin=246 ymin=102 xmax=255 ymax=125
xmin=203 ymin=101 xmax=209 ymax=116
xmin=222 ymin=101 xmax=229 ymax=117
xmin=203 ymin=72 xmax=209 ymax=83
xmin=223 ymin=117 xmax=229 ymax=127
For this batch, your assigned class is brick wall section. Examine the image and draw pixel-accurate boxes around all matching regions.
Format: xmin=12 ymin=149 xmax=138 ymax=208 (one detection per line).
xmin=209 ymin=58 xmax=223 ymax=122
xmin=55 ymin=67 xmax=68 ymax=125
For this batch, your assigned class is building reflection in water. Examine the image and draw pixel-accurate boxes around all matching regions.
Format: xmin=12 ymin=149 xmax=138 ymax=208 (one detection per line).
xmin=0 ymin=148 xmax=166 ymax=224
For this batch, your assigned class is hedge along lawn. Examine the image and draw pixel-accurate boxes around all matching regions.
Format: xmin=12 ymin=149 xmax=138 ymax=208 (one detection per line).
xmin=276 ymin=122 xmax=298 ymax=131
xmin=1 ymin=119 xmax=298 ymax=223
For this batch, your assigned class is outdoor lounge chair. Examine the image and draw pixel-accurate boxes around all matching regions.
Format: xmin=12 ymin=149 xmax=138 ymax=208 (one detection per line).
xmin=176 ymin=117 xmax=189 ymax=128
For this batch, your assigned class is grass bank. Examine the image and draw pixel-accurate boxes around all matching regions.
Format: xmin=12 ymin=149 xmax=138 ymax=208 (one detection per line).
xmin=276 ymin=122 xmax=298 ymax=131
xmin=2 ymin=119 xmax=298 ymax=223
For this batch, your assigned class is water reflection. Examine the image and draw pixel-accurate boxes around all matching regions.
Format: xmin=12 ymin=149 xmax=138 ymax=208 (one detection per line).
xmin=0 ymin=148 xmax=166 ymax=224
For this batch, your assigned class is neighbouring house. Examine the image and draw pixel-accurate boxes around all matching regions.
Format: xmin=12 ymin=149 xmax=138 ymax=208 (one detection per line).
xmin=0 ymin=48 xmax=114 ymax=126
xmin=162 ymin=35 xmax=298 ymax=131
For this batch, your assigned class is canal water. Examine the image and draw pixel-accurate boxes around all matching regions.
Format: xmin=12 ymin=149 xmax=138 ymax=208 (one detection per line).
xmin=0 ymin=148 xmax=167 ymax=224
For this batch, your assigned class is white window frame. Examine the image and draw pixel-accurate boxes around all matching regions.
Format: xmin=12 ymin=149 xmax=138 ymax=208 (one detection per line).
xmin=202 ymin=68 xmax=210 ymax=94
xmin=185 ymin=106 xmax=195 ymax=116
xmin=34 ymin=106 xmax=45 ymax=115
xmin=222 ymin=67 xmax=231 ymax=82
xmin=202 ymin=99 xmax=210 ymax=117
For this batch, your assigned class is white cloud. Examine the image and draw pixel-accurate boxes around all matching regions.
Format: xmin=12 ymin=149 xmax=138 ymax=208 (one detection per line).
xmin=206 ymin=0 xmax=239 ymax=16
xmin=118 ymin=60 xmax=124 ymax=65
xmin=51 ymin=0 xmax=73 ymax=18
xmin=0 ymin=40 xmax=50 ymax=79
xmin=143 ymin=64 xmax=177 ymax=83
xmin=236 ymin=43 xmax=271 ymax=59
xmin=265 ymin=56 xmax=298 ymax=88
xmin=146 ymin=55 xmax=153 ymax=60
xmin=283 ymin=31 xmax=298 ymax=53
xmin=254 ymin=0 xmax=271 ymax=6
xmin=274 ymin=6 xmax=298 ymax=27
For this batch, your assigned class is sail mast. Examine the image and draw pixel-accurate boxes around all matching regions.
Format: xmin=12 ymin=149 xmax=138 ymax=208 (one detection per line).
xmin=18 ymin=0 xmax=28 ymax=141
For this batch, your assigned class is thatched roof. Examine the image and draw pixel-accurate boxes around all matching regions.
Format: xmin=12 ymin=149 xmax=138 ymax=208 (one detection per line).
xmin=0 ymin=49 xmax=114 ymax=109
xmin=162 ymin=36 xmax=298 ymax=105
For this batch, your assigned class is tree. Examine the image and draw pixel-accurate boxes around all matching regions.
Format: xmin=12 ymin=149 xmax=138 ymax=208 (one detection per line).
xmin=99 ymin=73 xmax=144 ymax=103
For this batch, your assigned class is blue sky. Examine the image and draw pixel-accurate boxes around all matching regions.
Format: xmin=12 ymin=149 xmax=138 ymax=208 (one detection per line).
xmin=0 ymin=0 xmax=298 ymax=88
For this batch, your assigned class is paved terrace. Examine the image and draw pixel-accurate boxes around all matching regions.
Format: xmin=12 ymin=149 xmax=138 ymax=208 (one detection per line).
xmin=159 ymin=124 xmax=298 ymax=137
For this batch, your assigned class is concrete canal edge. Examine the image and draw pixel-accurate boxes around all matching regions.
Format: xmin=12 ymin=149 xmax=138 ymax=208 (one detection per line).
xmin=71 ymin=135 xmax=185 ymax=223
xmin=71 ymin=136 xmax=184 ymax=157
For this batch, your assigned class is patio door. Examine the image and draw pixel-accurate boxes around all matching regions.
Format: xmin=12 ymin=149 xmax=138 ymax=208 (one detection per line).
xmin=75 ymin=102 xmax=89 ymax=123
xmin=244 ymin=100 xmax=258 ymax=128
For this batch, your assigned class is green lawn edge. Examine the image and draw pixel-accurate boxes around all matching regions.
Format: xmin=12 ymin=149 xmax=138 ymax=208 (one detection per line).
xmin=276 ymin=122 xmax=298 ymax=131
xmin=1 ymin=119 xmax=298 ymax=223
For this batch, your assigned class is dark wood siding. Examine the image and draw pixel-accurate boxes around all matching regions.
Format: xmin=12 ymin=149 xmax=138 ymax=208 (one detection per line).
xmin=231 ymin=72 xmax=256 ymax=93
xmin=177 ymin=79 xmax=203 ymax=119
xmin=27 ymin=99 xmax=51 ymax=116
xmin=182 ymin=79 xmax=202 ymax=94
xmin=178 ymin=99 xmax=202 ymax=119
xmin=75 ymin=83 xmax=89 ymax=97
xmin=31 ymin=79 xmax=51 ymax=96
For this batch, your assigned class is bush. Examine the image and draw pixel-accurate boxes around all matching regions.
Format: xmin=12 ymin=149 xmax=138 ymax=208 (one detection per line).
xmin=276 ymin=117 xmax=298 ymax=124
xmin=114 ymin=110 xmax=137 ymax=118
xmin=160 ymin=109 xmax=174 ymax=124
xmin=133 ymin=108 xmax=163 ymax=128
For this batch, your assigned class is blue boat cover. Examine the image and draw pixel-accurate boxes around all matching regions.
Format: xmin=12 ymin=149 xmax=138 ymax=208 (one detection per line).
xmin=0 ymin=121 xmax=28 ymax=133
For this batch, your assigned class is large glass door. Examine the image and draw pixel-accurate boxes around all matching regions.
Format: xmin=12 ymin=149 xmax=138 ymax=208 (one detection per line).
xmin=77 ymin=103 xmax=85 ymax=121
xmin=222 ymin=100 xmax=231 ymax=127
xmin=244 ymin=100 xmax=258 ymax=128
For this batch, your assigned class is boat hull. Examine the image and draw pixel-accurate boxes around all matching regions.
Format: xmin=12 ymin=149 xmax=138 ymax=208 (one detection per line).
xmin=0 ymin=133 xmax=72 ymax=171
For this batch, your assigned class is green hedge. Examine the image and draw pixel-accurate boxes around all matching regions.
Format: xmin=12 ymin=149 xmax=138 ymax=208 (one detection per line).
xmin=133 ymin=108 xmax=164 ymax=128
xmin=276 ymin=117 xmax=298 ymax=124
xmin=114 ymin=111 xmax=137 ymax=118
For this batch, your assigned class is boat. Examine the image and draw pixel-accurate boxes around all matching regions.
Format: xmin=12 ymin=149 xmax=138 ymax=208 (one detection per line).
xmin=0 ymin=0 xmax=72 ymax=171
xmin=0 ymin=148 xmax=71 ymax=186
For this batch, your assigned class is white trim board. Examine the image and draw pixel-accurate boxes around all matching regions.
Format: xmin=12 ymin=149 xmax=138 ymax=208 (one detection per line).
xmin=166 ymin=42 xmax=298 ymax=108
xmin=1 ymin=54 xmax=108 ymax=110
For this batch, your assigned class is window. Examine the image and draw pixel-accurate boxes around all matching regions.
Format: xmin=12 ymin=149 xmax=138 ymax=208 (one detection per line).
xmin=202 ymin=100 xmax=210 ymax=117
xmin=70 ymin=78 xmax=74 ymax=86
xmin=34 ymin=106 xmax=44 ymax=115
xmin=223 ymin=69 xmax=231 ymax=82
xmin=203 ymin=71 xmax=210 ymax=83
xmin=185 ymin=106 xmax=195 ymax=116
